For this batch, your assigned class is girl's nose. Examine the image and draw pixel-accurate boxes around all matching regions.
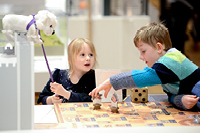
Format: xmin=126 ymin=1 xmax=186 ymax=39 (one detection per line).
xmin=86 ymin=55 xmax=90 ymax=60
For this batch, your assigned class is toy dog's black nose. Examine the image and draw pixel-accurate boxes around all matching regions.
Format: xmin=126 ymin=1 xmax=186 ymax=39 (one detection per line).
xmin=52 ymin=30 xmax=55 ymax=35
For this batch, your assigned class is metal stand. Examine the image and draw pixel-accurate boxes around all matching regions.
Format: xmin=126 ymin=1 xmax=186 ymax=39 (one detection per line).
xmin=0 ymin=32 xmax=34 ymax=130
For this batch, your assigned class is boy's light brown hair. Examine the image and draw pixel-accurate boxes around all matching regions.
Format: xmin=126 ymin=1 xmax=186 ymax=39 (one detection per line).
xmin=67 ymin=38 xmax=97 ymax=74
xmin=134 ymin=22 xmax=172 ymax=51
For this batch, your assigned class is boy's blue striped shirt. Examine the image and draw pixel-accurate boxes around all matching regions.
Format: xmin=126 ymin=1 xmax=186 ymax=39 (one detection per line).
xmin=132 ymin=48 xmax=198 ymax=94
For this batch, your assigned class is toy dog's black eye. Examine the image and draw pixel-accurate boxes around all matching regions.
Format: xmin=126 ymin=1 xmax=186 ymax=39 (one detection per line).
xmin=50 ymin=25 xmax=52 ymax=28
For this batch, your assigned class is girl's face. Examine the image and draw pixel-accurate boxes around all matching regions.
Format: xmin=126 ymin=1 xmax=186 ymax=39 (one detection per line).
xmin=137 ymin=40 xmax=165 ymax=67
xmin=74 ymin=43 xmax=95 ymax=74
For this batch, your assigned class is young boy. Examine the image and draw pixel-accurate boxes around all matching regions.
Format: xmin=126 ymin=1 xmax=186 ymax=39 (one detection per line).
xmin=89 ymin=22 xmax=200 ymax=111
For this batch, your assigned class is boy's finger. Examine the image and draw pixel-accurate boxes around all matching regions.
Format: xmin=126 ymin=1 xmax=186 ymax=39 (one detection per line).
xmin=90 ymin=89 xmax=96 ymax=98
xmin=95 ymin=90 xmax=98 ymax=98
xmin=94 ymin=88 xmax=100 ymax=98
xmin=104 ymin=91 xmax=108 ymax=98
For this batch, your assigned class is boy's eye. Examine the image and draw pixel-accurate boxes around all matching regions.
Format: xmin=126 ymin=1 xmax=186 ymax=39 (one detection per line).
xmin=142 ymin=51 xmax=146 ymax=53
xmin=50 ymin=25 xmax=52 ymax=28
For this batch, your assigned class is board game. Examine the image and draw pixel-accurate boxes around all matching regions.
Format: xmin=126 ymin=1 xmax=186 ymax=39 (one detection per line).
xmin=54 ymin=102 xmax=200 ymax=128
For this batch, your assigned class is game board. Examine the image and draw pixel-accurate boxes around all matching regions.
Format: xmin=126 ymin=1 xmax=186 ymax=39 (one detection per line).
xmin=54 ymin=102 xmax=200 ymax=128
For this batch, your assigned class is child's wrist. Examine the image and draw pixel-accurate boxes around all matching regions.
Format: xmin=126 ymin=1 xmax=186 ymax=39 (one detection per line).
xmin=106 ymin=79 xmax=112 ymax=88
xmin=46 ymin=96 xmax=53 ymax=104
xmin=63 ymin=91 xmax=71 ymax=100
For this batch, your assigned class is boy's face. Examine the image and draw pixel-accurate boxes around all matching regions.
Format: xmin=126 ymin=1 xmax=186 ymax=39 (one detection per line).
xmin=137 ymin=40 xmax=163 ymax=67
xmin=74 ymin=43 xmax=95 ymax=73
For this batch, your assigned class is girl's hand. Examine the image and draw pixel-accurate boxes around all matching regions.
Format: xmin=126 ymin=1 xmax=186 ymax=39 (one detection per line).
xmin=182 ymin=95 xmax=199 ymax=109
xmin=51 ymin=95 xmax=63 ymax=104
xmin=50 ymin=82 xmax=71 ymax=100
xmin=46 ymin=95 xmax=63 ymax=104
xmin=50 ymin=82 xmax=66 ymax=96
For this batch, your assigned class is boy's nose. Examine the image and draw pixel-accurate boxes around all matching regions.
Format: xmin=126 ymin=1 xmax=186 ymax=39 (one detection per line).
xmin=139 ymin=54 xmax=144 ymax=60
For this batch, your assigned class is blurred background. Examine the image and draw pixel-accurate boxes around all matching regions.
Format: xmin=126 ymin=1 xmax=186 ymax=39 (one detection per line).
xmin=0 ymin=0 xmax=200 ymax=103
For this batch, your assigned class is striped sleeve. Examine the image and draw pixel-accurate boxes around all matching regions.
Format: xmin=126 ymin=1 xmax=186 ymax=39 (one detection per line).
xmin=132 ymin=67 xmax=162 ymax=88
xmin=110 ymin=71 xmax=136 ymax=90
xmin=110 ymin=67 xmax=162 ymax=90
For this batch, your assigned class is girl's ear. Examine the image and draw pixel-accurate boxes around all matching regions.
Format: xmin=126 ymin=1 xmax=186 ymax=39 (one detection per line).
xmin=156 ymin=42 xmax=165 ymax=54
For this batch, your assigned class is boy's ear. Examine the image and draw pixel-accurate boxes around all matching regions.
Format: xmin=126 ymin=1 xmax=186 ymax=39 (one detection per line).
xmin=156 ymin=42 xmax=165 ymax=54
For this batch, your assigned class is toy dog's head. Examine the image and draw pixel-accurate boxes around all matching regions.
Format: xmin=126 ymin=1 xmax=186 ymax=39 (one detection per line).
xmin=35 ymin=10 xmax=57 ymax=36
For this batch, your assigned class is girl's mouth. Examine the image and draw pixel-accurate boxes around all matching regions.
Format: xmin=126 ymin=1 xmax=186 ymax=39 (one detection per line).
xmin=85 ymin=64 xmax=90 ymax=67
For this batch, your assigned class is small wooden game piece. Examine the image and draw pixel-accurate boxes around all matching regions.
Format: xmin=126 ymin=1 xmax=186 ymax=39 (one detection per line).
xmin=193 ymin=119 xmax=200 ymax=124
xmin=130 ymin=87 xmax=148 ymax=103
xmin=111 ymin=93 xmax=119 ymax=113
xmin=92 ymin=93 xmax=102 ymax=110
xmin=93 ymin=103 xmax=101 ymax=110
xmin=110 ymin=106 xmax=119 ymax=113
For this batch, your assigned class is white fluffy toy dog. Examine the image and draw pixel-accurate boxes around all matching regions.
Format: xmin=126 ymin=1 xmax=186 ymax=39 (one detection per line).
xmin=2 ymin=10 xmax=57 ymax=45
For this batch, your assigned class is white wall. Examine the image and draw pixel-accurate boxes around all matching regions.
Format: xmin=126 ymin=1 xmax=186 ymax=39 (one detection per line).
xmin=68 ymin=16 xmax=150 ymax=71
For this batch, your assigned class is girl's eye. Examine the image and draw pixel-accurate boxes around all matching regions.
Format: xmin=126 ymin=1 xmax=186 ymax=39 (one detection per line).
xmin=142 ymin=51 xmax=145 ymax=53
xmin=89 ymin=54 xmax=93 ymax=56
xmin=50 ymin=25 xmax=52 ymax=28
xmin=81 ymin=54 xmax=85 ymax=56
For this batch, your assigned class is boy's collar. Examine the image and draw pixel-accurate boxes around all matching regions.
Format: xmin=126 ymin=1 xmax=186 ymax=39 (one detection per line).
xmin=166 ymin=48 xmax=177 ymax=54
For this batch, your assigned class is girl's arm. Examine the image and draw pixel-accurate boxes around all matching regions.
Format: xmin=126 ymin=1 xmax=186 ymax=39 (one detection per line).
xmin=37 ymin=69 xmax=60 ymax=104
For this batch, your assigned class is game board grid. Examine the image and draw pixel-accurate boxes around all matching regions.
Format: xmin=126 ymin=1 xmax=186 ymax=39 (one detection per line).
xmin=54 ymin=102 xmax=200 ymax=128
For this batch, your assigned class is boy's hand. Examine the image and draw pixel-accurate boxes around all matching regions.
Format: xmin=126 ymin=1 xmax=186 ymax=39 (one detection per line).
xmin=182 ymin=95 xmax=199 ymax=109
xmin=89 ymin=78 xmax=112 ymax=98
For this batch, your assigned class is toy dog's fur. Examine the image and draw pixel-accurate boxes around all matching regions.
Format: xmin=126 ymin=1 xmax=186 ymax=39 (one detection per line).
xmin=2 ymin=10 xmax=57 ymax=44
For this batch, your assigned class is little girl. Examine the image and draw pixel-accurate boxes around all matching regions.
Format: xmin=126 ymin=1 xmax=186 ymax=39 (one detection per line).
xmin=37 ymin=38 xmax=97 ymax=105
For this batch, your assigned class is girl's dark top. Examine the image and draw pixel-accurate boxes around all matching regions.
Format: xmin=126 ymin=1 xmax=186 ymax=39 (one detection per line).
xmin=37 ymin=69 xmax=96 ymax=104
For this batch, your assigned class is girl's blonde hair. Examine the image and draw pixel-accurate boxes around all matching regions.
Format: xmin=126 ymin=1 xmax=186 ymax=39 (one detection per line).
xmin=134 ymin=22 xmax=172 ymax=51
xmin=67 ymin=38 xmax=97 ymax=74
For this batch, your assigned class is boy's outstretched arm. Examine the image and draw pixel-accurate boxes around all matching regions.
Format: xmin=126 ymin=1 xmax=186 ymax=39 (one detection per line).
xmin=89 ymin=78 xmax=112 ymax=98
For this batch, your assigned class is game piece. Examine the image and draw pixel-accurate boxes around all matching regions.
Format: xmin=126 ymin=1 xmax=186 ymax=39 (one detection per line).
xmin=92 ymin=93 xmax=102 ymax=110
xmin=111 ymin=92 xmax=119 ymax=113
xmin=193 ymin=119 xmax=200 ymax=124
xmin=130 ymin=87 xmax=148 ymax=103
